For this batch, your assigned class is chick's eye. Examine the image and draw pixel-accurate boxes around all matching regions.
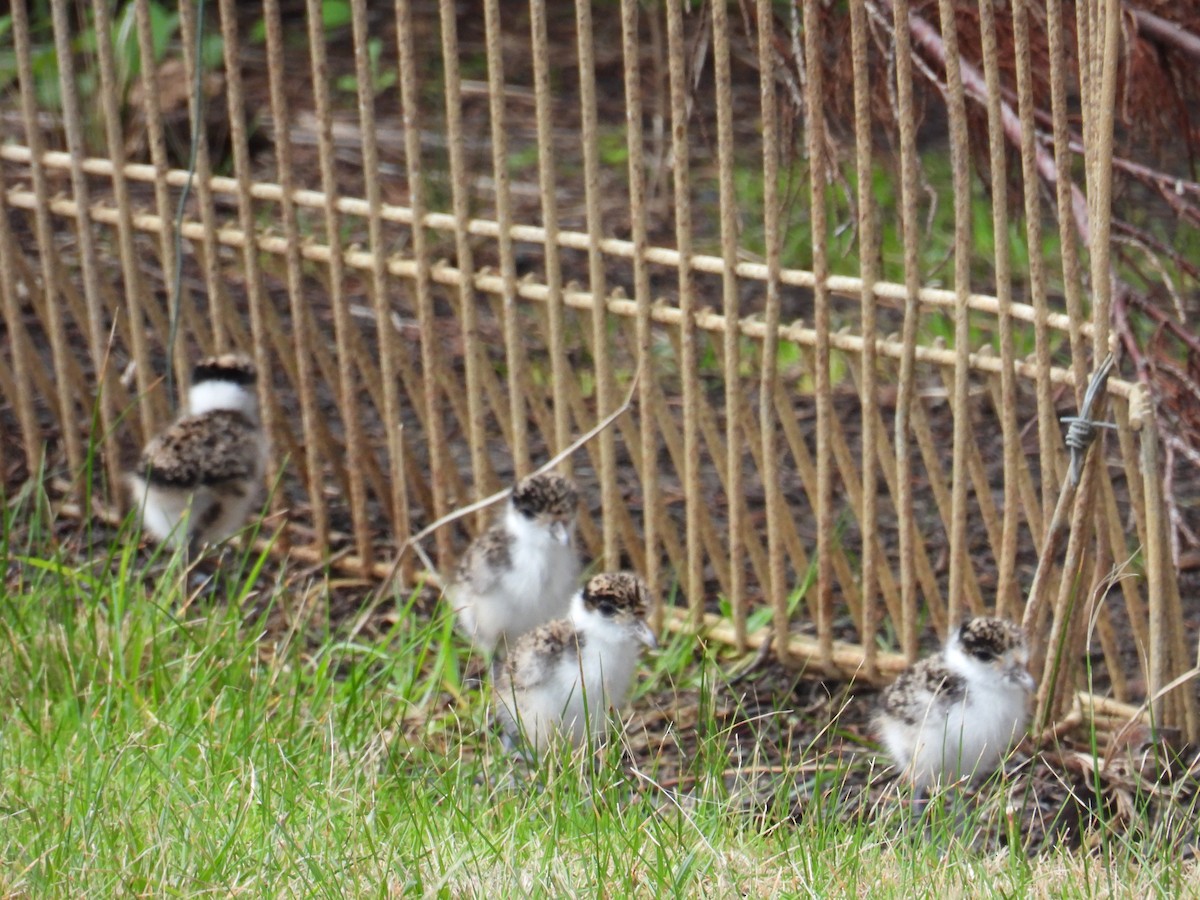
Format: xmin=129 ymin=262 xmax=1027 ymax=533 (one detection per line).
xmin=596 ymin=601 xmax=616 ymax=616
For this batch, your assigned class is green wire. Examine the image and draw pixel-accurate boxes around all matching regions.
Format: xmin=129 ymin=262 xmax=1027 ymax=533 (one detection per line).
xmin=165 ymin=0 xmax=207 ymax=410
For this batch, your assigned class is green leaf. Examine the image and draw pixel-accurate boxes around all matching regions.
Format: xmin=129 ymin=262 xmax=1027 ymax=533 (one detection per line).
xmin=322 ymin=0 xmax=352 ymax=29
xmin=200 ymin=33 xmax=224 ymax=71
xmin=147 ymin=1 xmax=180 ymax=61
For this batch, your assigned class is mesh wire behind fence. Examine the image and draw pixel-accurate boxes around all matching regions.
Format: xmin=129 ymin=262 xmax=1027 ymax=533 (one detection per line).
xmin=0 ymin=0 xmax=1193 ymax=737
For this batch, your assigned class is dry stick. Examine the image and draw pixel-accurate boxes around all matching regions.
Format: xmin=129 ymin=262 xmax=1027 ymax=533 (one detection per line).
xmin=374 ymin=368 xmax=642 ymax=599
xmin=1104 ymin=664 xmax=1200 ymax=765
xmin=1023 ymin=354 xmax=1115 ymax=728
xmin=1023 ymin=354 xmax=1115 ymax=633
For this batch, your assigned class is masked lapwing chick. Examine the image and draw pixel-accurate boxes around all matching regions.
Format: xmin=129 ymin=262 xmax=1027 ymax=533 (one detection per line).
xmin=447 ymin=472 xmax=581 ymax=664
xmin=494 ymin=571 xmax=657 ymax=755
xmin=875 ymin=616 xmax=1036 ymax=793
xmin=126 ymin=354 xmax=267 ymax=555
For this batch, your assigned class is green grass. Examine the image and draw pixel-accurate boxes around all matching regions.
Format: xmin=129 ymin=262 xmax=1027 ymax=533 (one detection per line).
xmin=0 ymin=486 xmax=1194 ymax=896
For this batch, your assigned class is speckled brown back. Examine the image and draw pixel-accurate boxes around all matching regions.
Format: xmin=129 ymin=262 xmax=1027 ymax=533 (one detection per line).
xmin=140 ymin=409 xmax=260 ymax=488
xmin=879 ymin=657 xmax=966 ymax=726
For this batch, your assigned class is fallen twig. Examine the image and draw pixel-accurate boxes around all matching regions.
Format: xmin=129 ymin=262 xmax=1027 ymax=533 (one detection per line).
xmin=369 ymin=366 xmax=642 ymax=601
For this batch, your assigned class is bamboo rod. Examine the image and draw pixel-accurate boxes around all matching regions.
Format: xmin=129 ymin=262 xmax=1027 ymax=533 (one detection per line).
xmin=484 ymin=0 xmax=528 ymax=478
xmin=176 ymin=13 xmax=279 ymax=491
xmin=977 ymin=0 xmax=1021 ymax=619
xmin=263 ymin=0 xmax=329 ymax=550
xmin=530 ymin=0 xmax=571 ymax=472
xmin=936 ymin=0 xmax=973 ymax=629
xmin=432 ymin=0 xmax=475 ymax=552
xmin=891 ymin=0 xmax=922 ymax=662
xmin=803 ymin=0 xmax=833 ymax=667
xmin=12 ymin=0 xmax=84 ymax=486
xmin=353 ymin=0 xmax=410 ymax=575
xmin=663 ymin=0 xmax=701 ymax=618
xmin=575 ymin=0 xmax=619 ymax=572
xmin=306 ymin=0 xmax=372 ymax=571
xmin=90 ymin=0 xmax=154 ymax=447
xmin=133 ymin=0 xmax=190 ymax=410
xmin=620 ymin=0 xmax=662 ymax=630
xmin=851 ymin=0 xmax=881 ymax=675
xmin=756 ymin=0 xmax=787 ymax=665
xmin=712 ymin=0 xmax=745 ymax=651
xmin=177 ymin=0 xmax=229 ymax=356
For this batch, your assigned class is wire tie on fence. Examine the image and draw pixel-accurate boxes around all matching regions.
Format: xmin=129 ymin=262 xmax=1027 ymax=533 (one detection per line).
xmin=1059 ymin=352 xmax=1116 ymax=486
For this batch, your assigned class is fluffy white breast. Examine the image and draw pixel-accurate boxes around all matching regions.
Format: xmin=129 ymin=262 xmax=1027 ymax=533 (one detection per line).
xmin=912 ymin=646 xmax=1030 ymax=788
xmin=506 ymin=652 xmax=590 ymax=752
xmin=452 ymin=505 xmax=579 ymax=656
xmin=571 ymin=603 xmax=643 ymax=716
xmin=495 ymin=506 xmax=579 ymax=623
xmin=125 ymin=472 xmax=193 ymax=547
xmin=188 ymin=380 xmax=258 ymax=418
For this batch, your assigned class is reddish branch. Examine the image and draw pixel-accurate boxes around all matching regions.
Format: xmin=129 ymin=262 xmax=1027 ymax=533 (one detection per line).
xmin=876 ymin=0 xmax=1092 ymax=247
xmin=1131 ymin=8 xmax=1200 ymax=60
xmin=1126 ymin=292 xmax=1200 ymax=359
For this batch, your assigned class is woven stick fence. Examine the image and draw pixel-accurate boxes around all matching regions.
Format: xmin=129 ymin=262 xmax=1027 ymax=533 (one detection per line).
xmin=0 ymin=0 xmax=1193 ymax=739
